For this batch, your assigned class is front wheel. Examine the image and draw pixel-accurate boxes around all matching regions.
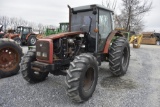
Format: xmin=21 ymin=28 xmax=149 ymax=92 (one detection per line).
xmin=109 ymin=37 xmax=130 ymax=76
xmin=20 ymin=50 xmax=49 ymax=83
xmin=65 ymin=53 xmax=98 ymax=103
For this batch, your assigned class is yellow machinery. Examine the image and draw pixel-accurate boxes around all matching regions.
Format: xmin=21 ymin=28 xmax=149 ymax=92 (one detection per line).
xmin=129 ymin=34 xmax=143 ymax=48
xmin=141 ymin=32 xmax=157 ymax=45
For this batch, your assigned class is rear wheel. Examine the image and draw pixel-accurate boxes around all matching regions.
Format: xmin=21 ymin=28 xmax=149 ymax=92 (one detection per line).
xmin=65 ymin=53 xmax=98 ymax=103
xmin=27 ymin=35 xmax=37 ymax=46
xmin=20 ymin=50 xmax=49 ymax=83
xmin=109 ymin=37 xmax=130 ymax=76
xmin=0 ymin=39 xmax=23 ymax=78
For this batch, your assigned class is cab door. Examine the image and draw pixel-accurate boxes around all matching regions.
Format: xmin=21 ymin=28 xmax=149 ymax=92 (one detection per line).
xmin=98 ymin=10 xmax=112 ymax=51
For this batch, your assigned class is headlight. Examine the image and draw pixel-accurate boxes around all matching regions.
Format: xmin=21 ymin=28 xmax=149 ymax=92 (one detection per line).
xmin=42 ymin=52 xmax=47 ymax=57
xmin=36 ymin=52 xmax=41 ymax=56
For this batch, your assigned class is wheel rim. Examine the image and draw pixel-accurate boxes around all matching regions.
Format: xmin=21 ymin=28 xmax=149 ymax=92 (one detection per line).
xmin=121 ymin=47 xmax=129 ymax=68
xmin=30 ymin=37 xmax=36 ymax=45
xmin=83 ymin=67 xmax=94 ymax=91
xmin=0 ymin=47 xmax=19 ymax=71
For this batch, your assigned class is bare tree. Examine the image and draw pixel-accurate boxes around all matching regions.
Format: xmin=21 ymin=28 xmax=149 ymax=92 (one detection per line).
xmin=0 ymin=16 xmax=11 ymax=32
xmin=102 ymin=0 xmax=117 ymax=10
xmin=10 ymin=17 xmax=22 ymax=29
xmin=0 ymin=15 xmax=54 ymax=34
xmin=115 ymin=0 xmax=152 ymax=32
xmin=38 ymin=23 xmax=44 ymax=34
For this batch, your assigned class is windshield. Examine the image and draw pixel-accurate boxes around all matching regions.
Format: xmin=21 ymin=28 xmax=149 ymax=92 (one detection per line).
xmin=23 ymin=28 xmax=30 ymax=34
xmin=61 ymin=24 xmax=69 ymax=32
xmin=71 ymin=11 xmax=96 ymax=37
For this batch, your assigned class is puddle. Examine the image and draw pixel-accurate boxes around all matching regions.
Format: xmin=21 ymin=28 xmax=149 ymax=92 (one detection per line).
xmin=100 ymin=77 xmax=137 ymax=90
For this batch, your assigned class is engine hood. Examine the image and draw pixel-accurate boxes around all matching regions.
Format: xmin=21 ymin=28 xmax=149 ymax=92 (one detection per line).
xmin=44 ymin=31 xmax=84 ymax=40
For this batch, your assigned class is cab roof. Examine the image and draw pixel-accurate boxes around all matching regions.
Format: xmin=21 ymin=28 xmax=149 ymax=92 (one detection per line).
xmin=72 ymin=4 xmax=114 ymax=13
xmin=17 ymin=26 xmax=32 ymax=29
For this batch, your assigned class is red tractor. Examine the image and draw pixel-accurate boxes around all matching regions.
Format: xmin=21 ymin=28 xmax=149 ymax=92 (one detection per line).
xmin=20 ymin=4 xmax=130 ymax=102
xmin=2 ymin=26 xmax=38 ymax=46
xmin=0 ymin=25 xmax=23 ymax=78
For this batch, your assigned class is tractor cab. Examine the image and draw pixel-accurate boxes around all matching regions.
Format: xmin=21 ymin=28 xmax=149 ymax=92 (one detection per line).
xmin=17 ymin=26 xmax=32 ymax=35
xmin=70 ymin=4 xmax=114 ymax=52
xmin=59 ymin=22 xmax=69 ymax=32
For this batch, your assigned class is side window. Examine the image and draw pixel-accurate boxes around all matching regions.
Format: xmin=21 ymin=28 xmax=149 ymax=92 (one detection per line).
xmin=98 ymin=10 xmax=112 ymax=51
xmin=99 ymin=10 xmax=112 ymax=38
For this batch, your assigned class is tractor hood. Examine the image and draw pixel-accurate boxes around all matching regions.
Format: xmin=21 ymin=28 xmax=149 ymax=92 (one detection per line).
xmin=44 ymin=31 xmax=84 ymax=40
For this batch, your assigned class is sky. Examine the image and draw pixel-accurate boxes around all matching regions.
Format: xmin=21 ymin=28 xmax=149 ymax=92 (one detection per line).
xmin=0 ymin=0 xmax=159 ymax=32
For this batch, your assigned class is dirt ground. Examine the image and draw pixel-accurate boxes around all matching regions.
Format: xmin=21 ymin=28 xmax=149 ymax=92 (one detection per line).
xmin=0 ymin=44 xmax=160 ymax=107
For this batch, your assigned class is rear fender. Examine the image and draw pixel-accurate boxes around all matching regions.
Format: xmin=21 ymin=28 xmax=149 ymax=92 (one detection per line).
xmin=26 ymin=33 xmax=36 ymax=40
xmin=103 ymin=30 xmax=123 ymax=53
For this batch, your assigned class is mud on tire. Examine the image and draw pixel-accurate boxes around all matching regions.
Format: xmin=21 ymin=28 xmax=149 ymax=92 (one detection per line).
xmin=109 ymin=37 xmax=130 ymax=76
xmin=65 ymin=53 xmax=98 ymax=103
xmin=20 ymin=50 xmax=49 ymax=83
xmin=0 ymin=38 xmax=23 ymax=78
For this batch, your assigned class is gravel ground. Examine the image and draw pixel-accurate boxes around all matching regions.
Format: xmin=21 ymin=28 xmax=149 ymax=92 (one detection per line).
xmin=0 ymin=45 xmax=160 ymax=107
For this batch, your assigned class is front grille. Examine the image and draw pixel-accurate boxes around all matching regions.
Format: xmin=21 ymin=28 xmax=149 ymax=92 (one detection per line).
xmin=36 ymin=41 xmax=49 ymax=60
xmin=36 ymin=39 xmax=53 ymax=64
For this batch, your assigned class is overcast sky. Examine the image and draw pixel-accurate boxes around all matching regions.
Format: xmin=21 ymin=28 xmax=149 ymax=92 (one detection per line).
xmin=0 ymin=0 xmax=159 ymax=32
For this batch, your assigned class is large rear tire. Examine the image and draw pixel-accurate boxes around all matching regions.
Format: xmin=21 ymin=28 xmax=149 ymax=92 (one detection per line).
xmin=109 ymin=37 xmax=130 ymax=76
xmin=20 ymin=50 xmax=49 ymax=83
xmin=65 ymin=53 xmax=98 ymax=103
xmin=0 ymin=38 xmax=23 ymax=78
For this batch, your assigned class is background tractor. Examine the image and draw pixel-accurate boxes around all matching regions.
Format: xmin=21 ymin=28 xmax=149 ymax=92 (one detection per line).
xmin=115 ymin=28 xmax=135 ymax=41
xmin=20 ymin=4 xmax=130 ymax=103
xmin=15 ymin=26 xmax=38 ymax=46
xmin=2 ymin=26 xmax=39 ymax=46
xmin=0 ymin=26 xmax=23 ymax=78
xmin=45 ymin=22 xmax=69 ymax=36
xmin=0 ymin=25 xmax=21 ymax=44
